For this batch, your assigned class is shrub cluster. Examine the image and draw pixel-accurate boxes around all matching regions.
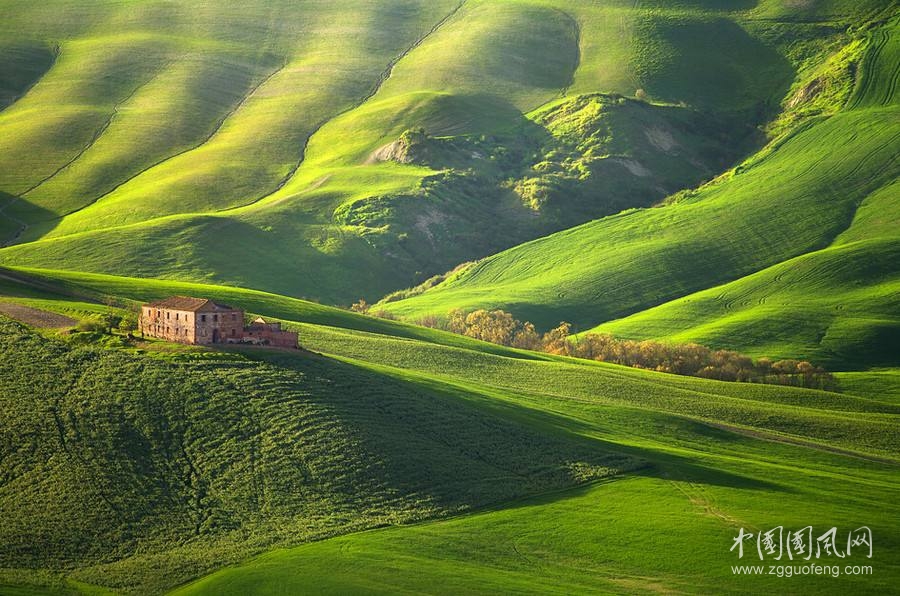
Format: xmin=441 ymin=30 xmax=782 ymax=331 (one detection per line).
xmin=416 ymin=309 xmax=836 ymax=390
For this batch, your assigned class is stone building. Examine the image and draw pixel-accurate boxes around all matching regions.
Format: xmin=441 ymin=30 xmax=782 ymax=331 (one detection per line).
xmin=240 ymin=317 xmax=299 ymax=348
xmin=141 ymin=297 xmax=245 ymax=345
xmin=140 ymin=296 xmax=298 ymax=348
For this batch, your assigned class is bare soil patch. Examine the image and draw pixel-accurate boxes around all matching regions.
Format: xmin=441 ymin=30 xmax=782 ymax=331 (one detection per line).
xmin=0 ymin=302 xmax=77 ymax=328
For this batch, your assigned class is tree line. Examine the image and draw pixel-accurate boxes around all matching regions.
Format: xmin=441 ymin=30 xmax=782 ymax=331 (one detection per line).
xmin=399 ymin=308 xmax=836 ymax=390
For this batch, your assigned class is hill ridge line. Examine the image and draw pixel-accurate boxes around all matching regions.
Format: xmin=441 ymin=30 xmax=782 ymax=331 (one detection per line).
xmin=553 ymin=8 xmax=581 ymax=98
xmin=227 ymin=0 xmax=469 ymax=213
xmin=20 ymin=57 xmax=288 ymax=239
xmin=19 ymin=64 xmax=165 ymax=200
xmin=1 ymin=63 xmax=165 ymax=246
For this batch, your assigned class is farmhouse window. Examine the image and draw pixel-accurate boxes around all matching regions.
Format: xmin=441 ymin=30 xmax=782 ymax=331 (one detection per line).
xmin=201 ymin=314 xmax=206 ymax=322
xmin=214 ymin=314 xmax=218 ymax=322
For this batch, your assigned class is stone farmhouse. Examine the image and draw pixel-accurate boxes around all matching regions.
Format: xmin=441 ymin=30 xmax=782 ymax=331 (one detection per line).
xmin=140 ymin=297 xmax=298 ymax=348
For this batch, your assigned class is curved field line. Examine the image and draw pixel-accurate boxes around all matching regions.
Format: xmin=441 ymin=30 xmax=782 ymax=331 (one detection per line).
xmin=883 ymin=41 xmax=899 ymax=106
xmin=705 ymin=421 xmax=899 ymax=466
xmin=228 ymin=0 xmax=470 ymax=213
xmin=19 ymin=68 xmax=165 ymax=198
xmin=556 ymin=8 xmax=582 ymax=98
xmin=848 ymin=29 xmax=888 ymax=110
xmin=3 ymin=2 xmax=472 ymax=243
xmin=52 ymin=58 xmax=288 ymax=221
xmin=2 ymin=65 xmax=162 ymax=246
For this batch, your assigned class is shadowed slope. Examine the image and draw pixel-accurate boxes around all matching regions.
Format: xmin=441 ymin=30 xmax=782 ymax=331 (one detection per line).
xmin=379 ymin=18 xmax=899 ymax=374
xmin=0 ymin=317 xmax=634 ymax=593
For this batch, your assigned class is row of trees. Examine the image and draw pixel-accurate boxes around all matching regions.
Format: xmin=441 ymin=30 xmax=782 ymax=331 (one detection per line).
xmin=413 ymin=308 xmax=836 ymax=390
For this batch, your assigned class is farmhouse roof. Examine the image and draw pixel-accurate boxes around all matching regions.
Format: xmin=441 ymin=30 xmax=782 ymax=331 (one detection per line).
xmin=147 ymin=296 xmax=239 ymax=312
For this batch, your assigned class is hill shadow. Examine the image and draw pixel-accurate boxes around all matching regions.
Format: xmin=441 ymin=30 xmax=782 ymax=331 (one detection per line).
xmin=0 ymin=41 xmax=57 ymax=113
xmin=0 ymin=191 xmax=57 ymax=247
xmin=249 ymin=349 xmax=787 ymax=498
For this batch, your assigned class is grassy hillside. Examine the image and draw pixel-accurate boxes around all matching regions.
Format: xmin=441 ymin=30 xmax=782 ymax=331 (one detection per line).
xmin=379 ymin=15 xmax=900 ymax=373
xmin=593 ymin=184 xmax=900 ymax=369
xmin=0 ymin=0 xmax=829 ymax=304
xmin=174 ymin=464 xmax=900 ymax=595
xmin=1 ymin=272 xmax=898 ymax=593
xmin=1 ymin=2 xmax=898 ymax=593
xmin=0 ymin=315 xmax=635 ymax=594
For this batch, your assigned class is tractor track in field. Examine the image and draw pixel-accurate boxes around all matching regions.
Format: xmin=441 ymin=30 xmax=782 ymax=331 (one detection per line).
xmin=705 ymin=421 xmax=899 ymax=466
xmin=848 ymin=28 xmax=889 ymax=110
xmin=20 ymin=68 xmax=163 ymax=199
xmin=45 ymin=58 xmax=289 ymax=224
xmin=668 ymin=479 xmax=747 ymax=529
xmin=232 ymin=0 xmax=470 ymax=213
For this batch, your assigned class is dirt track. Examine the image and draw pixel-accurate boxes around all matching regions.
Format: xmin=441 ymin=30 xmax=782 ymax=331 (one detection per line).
xmin=0 ymin=302 xmax=77 ymax=329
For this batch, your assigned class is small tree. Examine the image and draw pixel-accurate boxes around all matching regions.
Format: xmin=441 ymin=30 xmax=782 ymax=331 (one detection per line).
xmin=542 ymin=322 xmax=573 ymax=355
xmin=102 ymin=312 xmax=122 ymax=334
xmin=118 ymin=312 xmax=138 ymax=334
xmin=351 ymin=298 xmax=369 ymax=313
xmin=415 ymin=314 xmax=442 ymax=329
xmin=77 ymin=317 xmax=106 ymax=333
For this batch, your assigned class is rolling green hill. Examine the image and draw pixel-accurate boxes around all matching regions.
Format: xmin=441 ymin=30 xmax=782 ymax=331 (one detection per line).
xmin=1 ymin=271 xmax=898 ymax=593
xmin=2 ymin=1 xmax=899 ymax=594
xmin=0 ymin=312 xmax=635 ymax=594
xmin=0 ymin=272 xmax=900 ymax=592
xmin=379 ymin=13 xmax=900 ymax=373
xmin=1 ymin=0 xmax=867 ymax=304
xmin=592 ymin=179 xmax=900 ymax=369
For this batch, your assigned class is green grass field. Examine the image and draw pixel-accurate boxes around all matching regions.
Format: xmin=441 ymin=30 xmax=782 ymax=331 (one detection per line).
xmin=0 ymin=0 xmax=827 ymax=304
xmin=380 ymin=15 xmax=900 ymax=374
xmin=1 ymin=1 xmax=898 ymax=594
xmin=1 ymin=271 xmax=897 ymax=593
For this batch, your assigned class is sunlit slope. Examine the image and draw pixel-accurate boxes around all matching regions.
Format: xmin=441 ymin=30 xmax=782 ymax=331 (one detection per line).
xmin=41 ymin=0 xmax=580 ymax=238
xmin=0 ymin=316 xmax=636 ymax=593
xmin=0 ymin=0 xmax=462 ymax=240
xmin=591 ymin=24 xmax=900 ymax=368
xmin=380 ymin=19 xmax=899 ymax=354
xmin=2 ymin=267 xmax=899 ymax=593
xmin=0 ymin=41 xmax=55 ymax=110
xmin=594 ymin=180 xmax=900 ymax=369
xmin=0 ymin=0 xmax=805 ymax=303
xmin=379 ymin=107 xmax=898 ymax=326
xmin=0 ymin=35 xmax=174 ymax=201
xmin=174 ymin=466 xmax=899 ymax=595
